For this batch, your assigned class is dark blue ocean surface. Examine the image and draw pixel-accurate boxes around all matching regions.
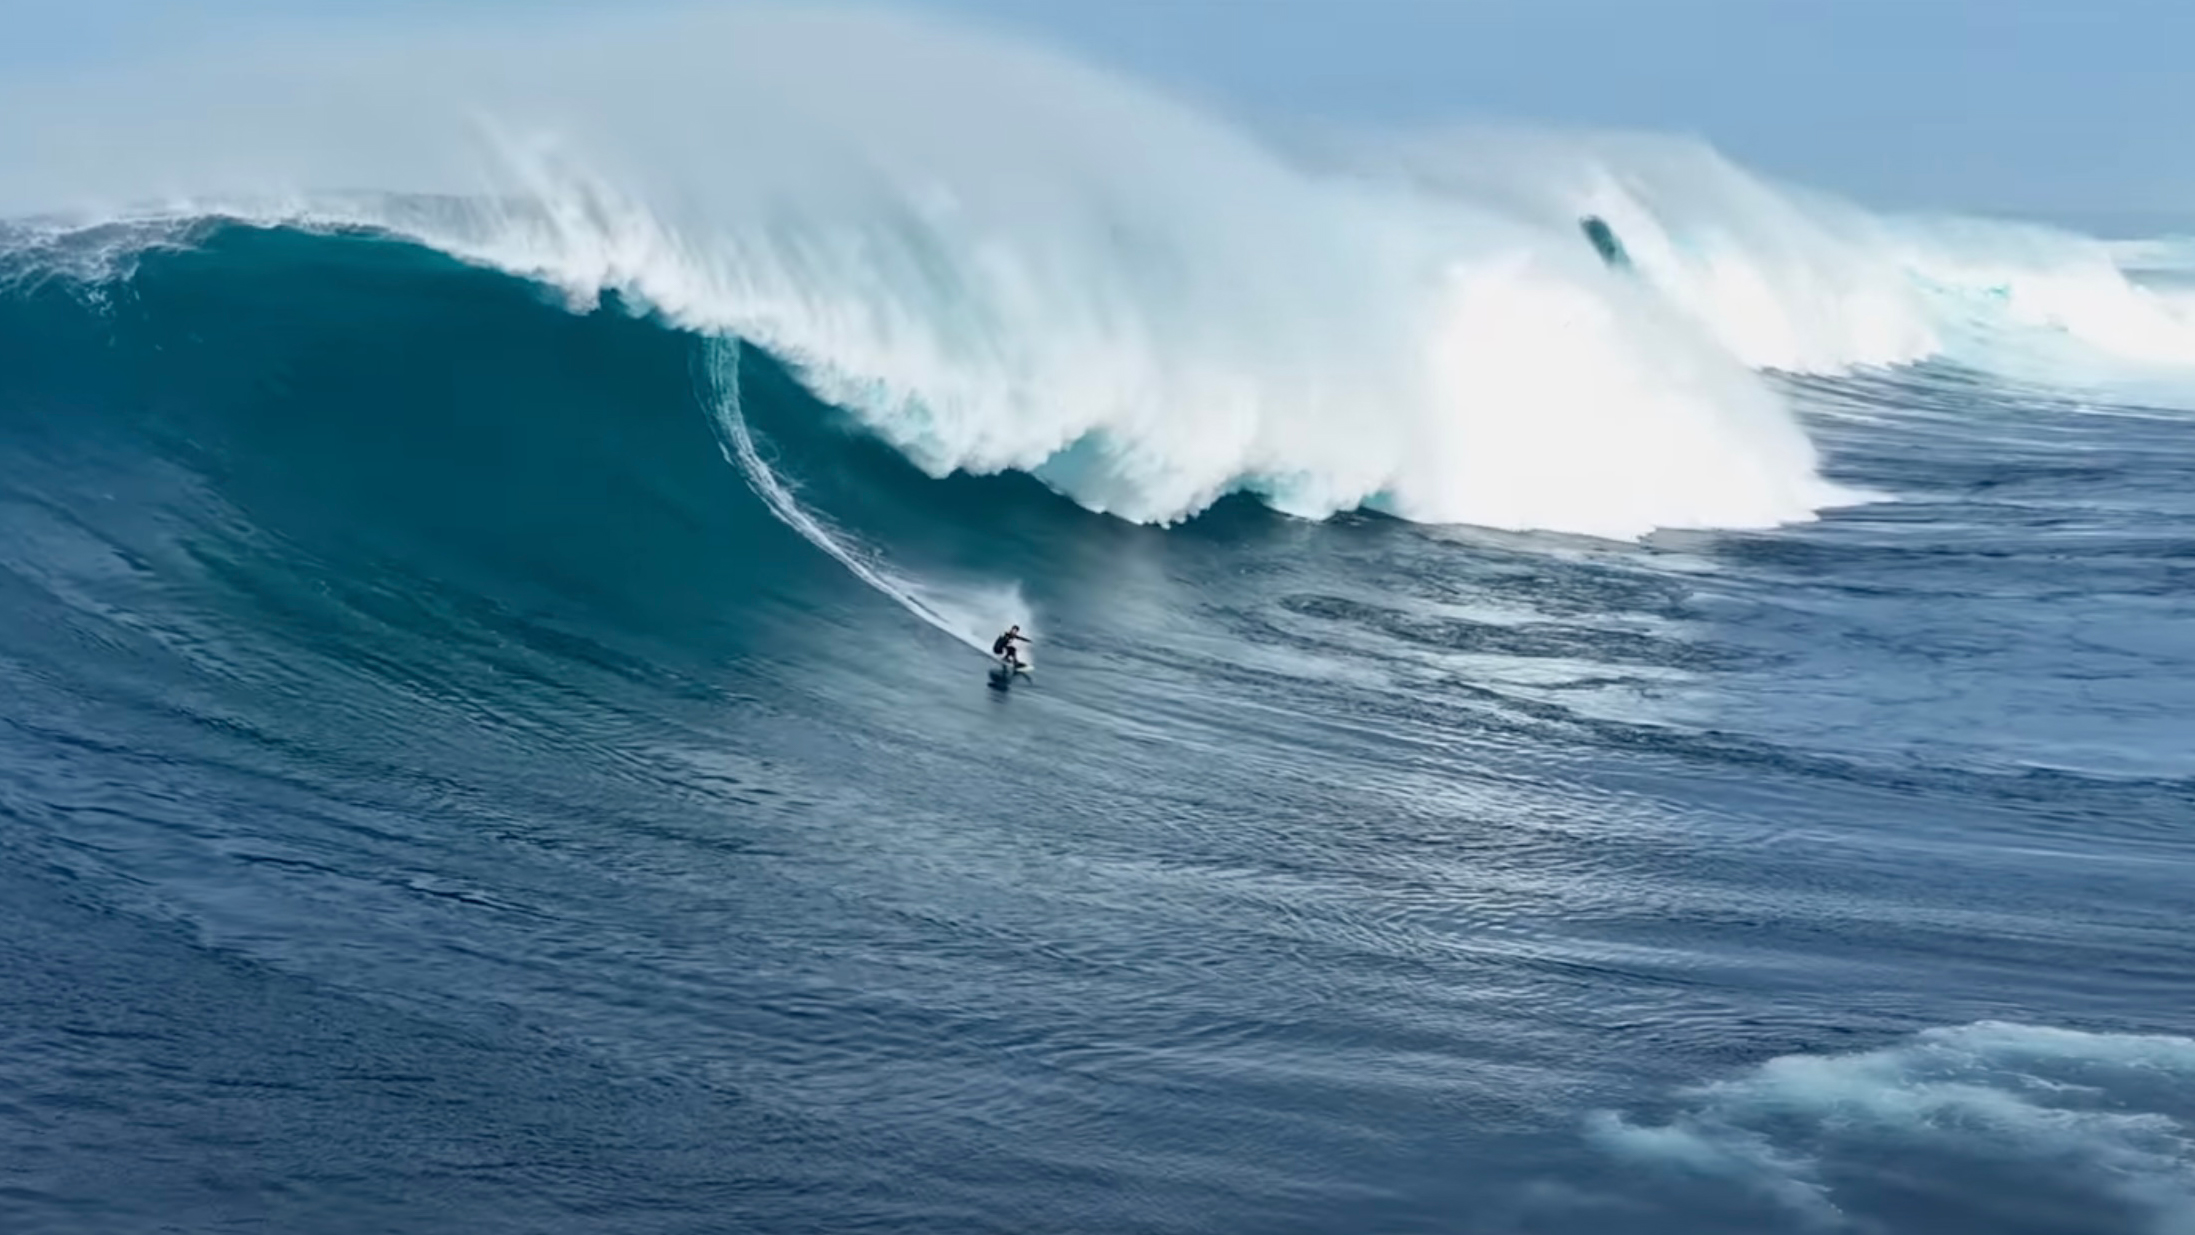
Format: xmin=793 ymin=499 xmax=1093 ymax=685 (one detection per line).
xmin=2 ymin=226 xmax=2191 ymax=1234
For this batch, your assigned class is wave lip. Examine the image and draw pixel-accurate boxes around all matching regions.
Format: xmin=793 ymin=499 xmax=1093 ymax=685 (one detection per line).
xmin=1592 ymin=1021 xmax=2195 ymax=1231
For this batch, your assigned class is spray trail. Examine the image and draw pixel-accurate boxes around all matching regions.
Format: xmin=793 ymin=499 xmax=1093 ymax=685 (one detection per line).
xmin=702 ymin=339 xmax=1026 ymax=654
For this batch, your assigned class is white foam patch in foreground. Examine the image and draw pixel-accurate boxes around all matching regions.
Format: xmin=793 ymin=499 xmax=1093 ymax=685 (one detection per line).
xmin=1591 ymin=1021 xmax=2195 ymax=1232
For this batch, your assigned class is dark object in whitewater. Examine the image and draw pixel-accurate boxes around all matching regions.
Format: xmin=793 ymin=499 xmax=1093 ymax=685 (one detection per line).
xmin=1580 ymin=215 xmax=1631 ymax=270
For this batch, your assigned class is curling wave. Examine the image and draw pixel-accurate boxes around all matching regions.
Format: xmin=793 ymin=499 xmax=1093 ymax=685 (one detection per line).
xmin=4 ymin=7 xmax=2193 ymax=538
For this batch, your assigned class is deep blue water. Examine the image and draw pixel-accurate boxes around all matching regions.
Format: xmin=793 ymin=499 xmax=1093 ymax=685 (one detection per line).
xmin=2 ymin=225 xmax=2192 ymax=1234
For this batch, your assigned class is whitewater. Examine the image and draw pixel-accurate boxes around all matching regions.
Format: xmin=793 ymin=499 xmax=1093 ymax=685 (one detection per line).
xmin=7 ymin=6 xmax=2194 ymax=540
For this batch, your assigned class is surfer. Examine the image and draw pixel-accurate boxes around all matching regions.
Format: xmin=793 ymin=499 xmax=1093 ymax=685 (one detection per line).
xmin=992 ymin=625 xmax=1031 ymax=669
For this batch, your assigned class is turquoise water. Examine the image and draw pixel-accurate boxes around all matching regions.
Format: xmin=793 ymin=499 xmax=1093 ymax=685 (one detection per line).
xmin=2 ymin=224 xmax=2192 ymax=1234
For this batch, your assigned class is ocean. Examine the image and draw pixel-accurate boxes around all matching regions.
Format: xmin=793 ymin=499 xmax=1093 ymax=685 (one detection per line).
xmin=3 ymin=10 xmax=2194 ymax=1234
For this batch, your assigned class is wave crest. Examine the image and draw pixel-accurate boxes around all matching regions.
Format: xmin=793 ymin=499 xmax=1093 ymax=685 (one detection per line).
xmin=6 ymin=7 xmax=2192 ymax=536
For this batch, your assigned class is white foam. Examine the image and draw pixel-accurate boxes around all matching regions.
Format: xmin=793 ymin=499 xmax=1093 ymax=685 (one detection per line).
xmin=0 ymin=7 xmax=1854 ymax=539
xmin=1370 ymin=128 xmax=2195 ymax=382
xmin=1593 ymin=1021 xmax=2195 ymax=1231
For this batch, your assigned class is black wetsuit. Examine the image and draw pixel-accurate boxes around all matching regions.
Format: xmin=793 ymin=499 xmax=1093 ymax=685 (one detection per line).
xmin=992 ymin=632 xmax=1024 ymax=663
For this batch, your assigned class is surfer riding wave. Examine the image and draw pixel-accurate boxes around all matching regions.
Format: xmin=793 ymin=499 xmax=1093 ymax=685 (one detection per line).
xmin=992 ymin=625 xmax=1032 ymax=670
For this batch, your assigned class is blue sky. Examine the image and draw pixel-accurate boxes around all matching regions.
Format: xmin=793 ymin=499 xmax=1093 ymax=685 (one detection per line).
xmin=6 ymin=0 xmax=2190 ymax=227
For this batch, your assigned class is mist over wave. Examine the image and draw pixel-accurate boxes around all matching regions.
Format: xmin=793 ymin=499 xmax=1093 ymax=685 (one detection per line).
xmin=5 ymin=5 xmax=2192 ymax=537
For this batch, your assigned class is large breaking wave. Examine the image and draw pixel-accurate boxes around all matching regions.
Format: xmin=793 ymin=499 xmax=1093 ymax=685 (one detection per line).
xmin=5 ymin=5 xmax=2193 ymax=539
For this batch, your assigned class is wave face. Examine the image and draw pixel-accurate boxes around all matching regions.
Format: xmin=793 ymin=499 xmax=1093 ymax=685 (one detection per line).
xmin=0 ymin=219 xmax=1045 ymax=659
xmin=21 ymin=7 xmax=2188 ymax=537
